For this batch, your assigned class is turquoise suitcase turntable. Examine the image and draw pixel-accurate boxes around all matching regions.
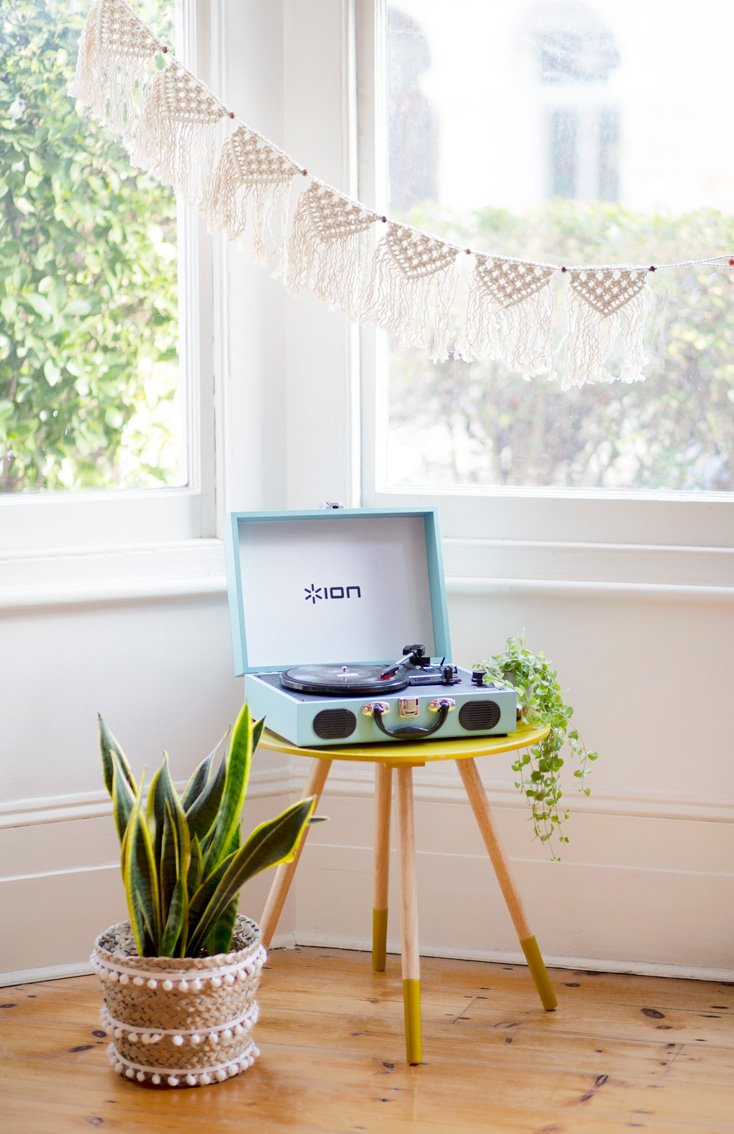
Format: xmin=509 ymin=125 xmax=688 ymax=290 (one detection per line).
xmin=224 ymin=507 xmax=516 ymax=747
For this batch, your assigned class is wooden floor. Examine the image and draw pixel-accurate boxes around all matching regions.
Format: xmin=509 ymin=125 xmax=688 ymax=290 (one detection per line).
xmin=1 ymin=947 xmax=732 ymax=1133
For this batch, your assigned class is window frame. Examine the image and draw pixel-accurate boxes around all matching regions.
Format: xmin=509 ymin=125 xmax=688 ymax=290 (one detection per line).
xmin=0 ymin=0 xmax=216 ymax=555
xmin=355 ymin=0 xmax=734 ymax=577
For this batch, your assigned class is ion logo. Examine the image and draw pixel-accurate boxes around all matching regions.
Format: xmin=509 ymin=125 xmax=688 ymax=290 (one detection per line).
xmin=304 ymin=583 xmax=362 ymax=604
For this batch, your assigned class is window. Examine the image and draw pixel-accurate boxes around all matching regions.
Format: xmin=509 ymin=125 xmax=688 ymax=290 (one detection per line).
xmin=360 ymin=0 xmax=734 ymax=526
xmin=0 ymin=0 xmax=214 ymax=551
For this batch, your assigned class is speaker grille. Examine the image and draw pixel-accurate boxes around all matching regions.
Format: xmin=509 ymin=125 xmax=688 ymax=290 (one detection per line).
xmin=459 ymin=699 xmax=501 ymax=731
xmin=312 ymin=709 xmax=357 ymax=740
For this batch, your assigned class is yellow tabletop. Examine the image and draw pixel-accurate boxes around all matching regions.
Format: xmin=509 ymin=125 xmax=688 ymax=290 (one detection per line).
xmin=257 ymin=721 xmax=550 ymax=767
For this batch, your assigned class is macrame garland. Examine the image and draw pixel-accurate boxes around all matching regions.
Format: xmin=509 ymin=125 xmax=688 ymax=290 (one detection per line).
xmin=460 ymin=256 xmax=555 ymax=375
xmin=69 ymin=0 xmax=734 ymax=383
xmin=287 ymin=181 xmax=380 ymax=317
xmin=366 ymin=224 xmax=458 ymax=362
xmin=205 ymin=125 xmax=301 ymax=264
xmin=562 ymin=268 xmax=651 ymax=388
xmin=69 ymin=0 xmax=163 ymax=143
xmin=130 ymin=61 xmax=228 ymax=205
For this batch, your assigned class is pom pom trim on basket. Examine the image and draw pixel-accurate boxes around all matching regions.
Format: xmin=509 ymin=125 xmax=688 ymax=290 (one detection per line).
xmin=91 ymin=917 xmax=266 ymax=1088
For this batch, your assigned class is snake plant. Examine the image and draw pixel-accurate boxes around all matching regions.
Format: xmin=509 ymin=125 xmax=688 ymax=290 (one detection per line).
xmin=99 ymin=703 xmax=316 ymax=958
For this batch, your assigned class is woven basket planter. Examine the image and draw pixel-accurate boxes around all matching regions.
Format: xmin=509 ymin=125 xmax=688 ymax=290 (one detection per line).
xmin=91 ymin=916 xmax=266 ymax=1088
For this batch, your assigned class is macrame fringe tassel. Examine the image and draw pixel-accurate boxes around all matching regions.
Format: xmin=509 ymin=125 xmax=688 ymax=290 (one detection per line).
xmin=129 ymin=62 xmax=226 ymax=204
xmin=366 ymin=225 xmax=457 ymax=362
xmin=69 ymin=0 xmax=162 ymax=146
xmin=562 ymin=270 xmax=651 ymax=388
xmin=204 ymin=126 xmax=300 ymax=264
xmin=459 ymin=258 xmax=555 ymax=376
xmin=287 ymin=182 xmax=379 ymax=317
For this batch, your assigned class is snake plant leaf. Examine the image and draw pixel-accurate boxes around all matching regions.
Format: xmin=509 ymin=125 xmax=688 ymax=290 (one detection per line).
xmin=201 ymin=826 xmax=241 ymax=955
xmin=111 ymin=762 xmax=137 ymax=846
xmin=159 ymin=793 xmax=191 ymax=940
xmin=203 ymin=895 xmax=241 ymax=957
xmin=201 ymin=706 xmax=264 ymax=873
xmin=122 ymin=784 xmax=162 ymax=956
xmin=98 ymin=714 xmax=136 ymax=799
xmin=180 ymin=732 xmax=228 ymax=811
xmin=184 ymin=747 xmax=228 ymax=843
xmin=159 ymin=876 xmax=187 ymax=958
xmin=147 ymin=754 xmax=183 ymax=913
xmin=188 ymin=835 xmax=203 ymax=896
xmin=187 ymin=796 xmax=315 ymax=956
xmin=146 ymin=753 xmax=175 ymax=863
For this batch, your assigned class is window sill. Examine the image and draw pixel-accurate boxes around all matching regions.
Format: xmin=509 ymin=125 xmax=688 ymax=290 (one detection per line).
xmin=444 ymin=536 xmax=734 ymax=592
xmin=0 ymin=540 xmax=227 ymax=612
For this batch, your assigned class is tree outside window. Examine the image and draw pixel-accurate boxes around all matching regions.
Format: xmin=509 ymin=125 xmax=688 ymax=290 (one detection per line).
xmin=0 ymin=0 xmax=183 ymax=495
xmin=382 ymin=0 xmax=734 ymax=493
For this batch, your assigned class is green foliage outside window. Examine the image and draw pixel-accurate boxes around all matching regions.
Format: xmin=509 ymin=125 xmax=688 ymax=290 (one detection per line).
xmin=388 ymin=201 xmax=734 ymax=492
xmin=0 ymin=0 xmax=180 ymax=494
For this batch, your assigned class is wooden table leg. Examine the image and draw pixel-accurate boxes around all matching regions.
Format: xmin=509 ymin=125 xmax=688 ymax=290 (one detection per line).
xmin=372 ymin=763 xmax=392 ymax=972
xmin=396 ymin=765 xmax=422 ymax=1064
xmin=260 ymin=758 xmax=332 ymax=950
xmin=456 ymin=758 xmax=557 ymax=1012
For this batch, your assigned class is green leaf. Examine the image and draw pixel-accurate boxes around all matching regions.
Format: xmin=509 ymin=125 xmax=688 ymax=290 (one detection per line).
xmin=180 ymin=733 xmax=227 ymax=811
xmin=147 ymin=753 xmax=177 ymax=863
xmin=159 ymin=793 xmax=191 ymax=937
xmin=187 ymin=835 xmax=203 ymax=896
xmin=110 ymin=763 xmax=136 ymax=846
xmin=203 ymin=895 xmax=240 ymax=957
xmin=187 ymin=796 xmax=315 ymax=956
xmin=98 ymin=714 xmax=135 ymax=798
xmin=201 ymin=706 xmax=262 ymax=874
xmin=184 ymin=748 xmax=228 ymax=842
xmin=158 ymin=876 xmax=186 ymax=958
xmin=121 ymin=783 xmax=161 ymax=956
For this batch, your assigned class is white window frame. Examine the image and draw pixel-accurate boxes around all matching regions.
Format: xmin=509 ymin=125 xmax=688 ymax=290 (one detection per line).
xmin=0 ymin=0 xmax=216 ymax=556
xmin=354 ymin=0 xmax=734 ymax=588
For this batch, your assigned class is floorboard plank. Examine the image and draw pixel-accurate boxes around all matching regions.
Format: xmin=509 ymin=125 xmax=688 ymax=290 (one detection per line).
xmin=1 ymin=947 xmax=732 ymax=1134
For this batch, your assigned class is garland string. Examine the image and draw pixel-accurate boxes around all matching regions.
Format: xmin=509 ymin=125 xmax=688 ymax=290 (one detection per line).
xmin=70 ymin=0 xmax=733 ymax=386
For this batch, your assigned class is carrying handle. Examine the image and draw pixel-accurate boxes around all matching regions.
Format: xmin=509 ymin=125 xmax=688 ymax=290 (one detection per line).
xmin=372 ymin=701 xmax=450 ymax=740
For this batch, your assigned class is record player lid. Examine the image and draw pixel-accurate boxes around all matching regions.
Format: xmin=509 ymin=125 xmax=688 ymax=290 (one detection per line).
xmin=224 ymin=508 xmax=451 ymax=674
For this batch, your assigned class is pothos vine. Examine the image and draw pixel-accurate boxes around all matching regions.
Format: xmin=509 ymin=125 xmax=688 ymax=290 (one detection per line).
xmin=476 ymin=635 xmax=598 ymax=860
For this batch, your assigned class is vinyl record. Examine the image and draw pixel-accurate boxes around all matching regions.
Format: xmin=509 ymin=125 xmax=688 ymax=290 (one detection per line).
xmin=280 ymin=663 xmax=409 ymax=697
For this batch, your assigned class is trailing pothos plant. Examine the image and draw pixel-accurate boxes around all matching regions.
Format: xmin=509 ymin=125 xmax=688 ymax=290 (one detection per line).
xmin=476 ymin=635 xmax=598 ymax=860
xmin=99 ymin=703 xmax=317 ymax=958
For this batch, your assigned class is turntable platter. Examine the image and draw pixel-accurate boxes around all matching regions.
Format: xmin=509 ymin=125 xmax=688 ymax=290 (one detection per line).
xmin=280 ymin=663 xmax=409 ymax=697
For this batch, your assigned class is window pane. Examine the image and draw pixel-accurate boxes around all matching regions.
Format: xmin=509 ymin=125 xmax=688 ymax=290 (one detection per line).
xmin=382 ymin=1 xmax=734 ymax=493
xmin=0 ymin=0 xmax=185 ymax=494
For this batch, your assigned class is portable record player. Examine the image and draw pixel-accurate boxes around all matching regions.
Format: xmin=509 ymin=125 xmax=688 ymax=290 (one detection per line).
xmin=224 ymin=507 xmax=516 ymax=747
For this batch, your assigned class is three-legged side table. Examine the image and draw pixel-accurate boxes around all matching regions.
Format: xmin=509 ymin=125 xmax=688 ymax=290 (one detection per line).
xmin=257 ymin=723 xmax=557 ymax=1065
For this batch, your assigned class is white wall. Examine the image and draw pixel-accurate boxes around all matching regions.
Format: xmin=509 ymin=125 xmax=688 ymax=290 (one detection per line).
xmin=1 ymin=0 xmax=731 ymax=986
xmin=0 ymin=573 xmax=295 ymax=982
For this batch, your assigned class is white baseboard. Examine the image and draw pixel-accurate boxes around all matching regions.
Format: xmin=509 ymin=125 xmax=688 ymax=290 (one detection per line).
xmin=2 ymin=771 xmax=731 ymax=985
xmin=289 ymin=932 xmax=734 ymax=984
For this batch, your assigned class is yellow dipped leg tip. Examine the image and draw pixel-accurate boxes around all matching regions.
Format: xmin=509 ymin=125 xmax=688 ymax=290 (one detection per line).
xmin=372 ymin=908 xmax=388 ymax=972
xmin=402 ymin=978 xmax=422 ymax=1064
xmin=520 ymin=935 xmax=557 ymax=1011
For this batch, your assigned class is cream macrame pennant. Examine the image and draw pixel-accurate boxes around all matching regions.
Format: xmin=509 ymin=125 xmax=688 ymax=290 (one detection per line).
xmin=366 ymin=224 xmax=458 ymax=361
xmin=563 ymin=268 xmax=651 ymax=387
xmin=69 ymin=0 xmax=162 ymax=141
xmin=205 ymin=125 xmax=302 ymax=264
xmin=287 ymin=181 xmax=380 ymax=317
xmin=131 ymin=60 xmax=228 ymax=204
xmin=71 ymin=0 xmax=732 ymax=385
xmin=460 ymin=256 xmax=556 ymax=375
